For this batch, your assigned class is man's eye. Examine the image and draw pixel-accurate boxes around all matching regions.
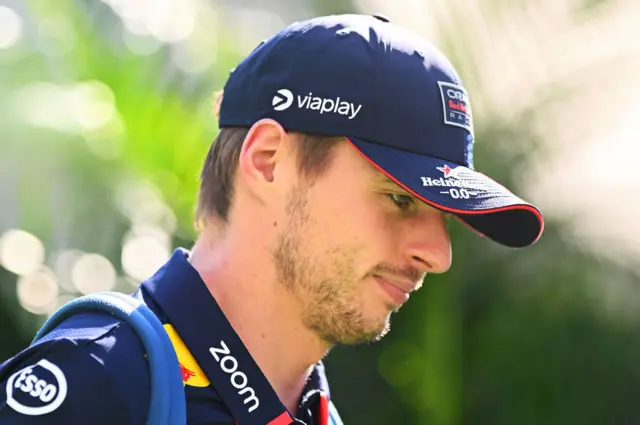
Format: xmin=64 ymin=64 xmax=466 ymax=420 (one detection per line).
xmin=387 ymin=193 xmax=415 ymax=211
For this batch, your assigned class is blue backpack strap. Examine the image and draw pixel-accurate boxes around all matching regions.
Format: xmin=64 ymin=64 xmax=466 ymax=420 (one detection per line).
xmin=31 ymin=291 xmax=186 ymax=425
xmin=328 ymin=401 xmax=343 ymax=425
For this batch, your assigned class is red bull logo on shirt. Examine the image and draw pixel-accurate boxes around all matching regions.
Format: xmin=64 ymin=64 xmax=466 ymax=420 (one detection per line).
xmin=179 ymin=364 xmax=196 ymax=383
xmin=163 ymin=324 xmax=210 ymax=387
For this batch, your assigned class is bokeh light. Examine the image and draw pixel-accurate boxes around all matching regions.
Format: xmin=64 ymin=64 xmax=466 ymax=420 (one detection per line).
xmin=71 ymin=253 xmax=117 ymax=295
xmin=15 ymin=81 xmax=118 ymax=134
xmin=0 ymin=229 xmax=45 ymax=276
xmin=17 ymin=267 xmax=59 ymax=315
xmin=50 ymin=249 xmax=84 ymax=293
xmin=103 ymin=0 xmax=198 ymax=43
xmin=121 ymin=225 xmax=171 ymax=282
xmin=70 ymin=81 xmax=117 ymax=131
xmin=0 ymin=6 xmax=22 ymax=50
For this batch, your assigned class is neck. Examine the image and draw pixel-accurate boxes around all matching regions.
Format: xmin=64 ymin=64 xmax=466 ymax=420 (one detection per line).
xmin=188 ymin=227 xmax=330 ymax=414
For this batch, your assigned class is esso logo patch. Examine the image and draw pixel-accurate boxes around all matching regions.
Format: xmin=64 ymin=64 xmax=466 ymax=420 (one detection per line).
xmin=5 ymin=359 xmax=68 ymax=416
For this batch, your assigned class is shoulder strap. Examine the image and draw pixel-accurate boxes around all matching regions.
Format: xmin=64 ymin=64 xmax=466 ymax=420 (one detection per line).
xmin=31 ymin=291 xmax=186 ymax=425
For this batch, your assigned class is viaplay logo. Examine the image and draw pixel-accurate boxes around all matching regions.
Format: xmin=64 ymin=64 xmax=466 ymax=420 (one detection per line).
xmin=272 ymin=89 xmax=294 ymax=111
xmin=438 ymin=81 xmax=473 ymax=132
xmin=271 ymin=88 xmax=362 ymax=119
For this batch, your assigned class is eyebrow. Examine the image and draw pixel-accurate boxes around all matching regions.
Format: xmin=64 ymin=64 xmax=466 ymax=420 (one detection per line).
xmin=375 ymin=174 xmax=421 ymax=198
xmin=376 ymin=174 xmax=400 ymax=186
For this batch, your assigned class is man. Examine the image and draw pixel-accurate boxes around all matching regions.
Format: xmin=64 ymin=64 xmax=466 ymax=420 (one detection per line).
xmin=0 ymin=13 xmax=543 ymax=425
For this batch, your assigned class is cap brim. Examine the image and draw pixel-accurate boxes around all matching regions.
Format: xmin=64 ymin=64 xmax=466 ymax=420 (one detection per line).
xmin=346 ymin=137 xmax=544 ymax=248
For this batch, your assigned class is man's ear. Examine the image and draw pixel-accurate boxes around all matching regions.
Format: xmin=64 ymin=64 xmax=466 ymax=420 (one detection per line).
xmin=238 ymin=119 xmax=289 ymax=197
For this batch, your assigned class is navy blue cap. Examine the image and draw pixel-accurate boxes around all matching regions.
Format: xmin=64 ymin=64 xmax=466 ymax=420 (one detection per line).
xmin=219 ymin=14 xmax=544 ymax=248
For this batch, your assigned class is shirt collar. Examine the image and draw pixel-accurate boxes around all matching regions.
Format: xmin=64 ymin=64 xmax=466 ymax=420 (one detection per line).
xmin=140 ymin=248 xmax=331 ymax=418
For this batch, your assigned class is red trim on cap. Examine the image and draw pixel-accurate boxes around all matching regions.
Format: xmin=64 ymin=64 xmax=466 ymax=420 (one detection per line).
xmin=345 ymin=137 xmax=544 ymax=244
xmin=267 ymin=411 xmax=295 ymax=425
xmin=316 ymin=393 xmax=330 ymax=425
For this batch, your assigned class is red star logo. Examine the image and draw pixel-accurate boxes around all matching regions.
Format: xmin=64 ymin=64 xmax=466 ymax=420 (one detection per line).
xmin=437 ymin=164 xmax=454 ymax=177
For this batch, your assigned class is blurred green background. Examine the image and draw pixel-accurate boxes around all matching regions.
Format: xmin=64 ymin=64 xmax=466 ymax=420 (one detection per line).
xmin=2 ymin=0 xmax=640 ymax=424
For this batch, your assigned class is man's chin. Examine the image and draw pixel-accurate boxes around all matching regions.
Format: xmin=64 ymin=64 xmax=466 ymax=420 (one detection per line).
xmin=322 ymin=319 xmax=392 ymax=346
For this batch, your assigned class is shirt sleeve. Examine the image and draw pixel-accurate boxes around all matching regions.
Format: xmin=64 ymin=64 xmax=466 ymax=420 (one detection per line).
xmin=0 ymin=313 xmax=151 ymax=425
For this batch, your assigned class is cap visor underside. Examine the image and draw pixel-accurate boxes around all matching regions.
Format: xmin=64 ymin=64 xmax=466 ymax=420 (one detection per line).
xmin=346 ymin=137 xmax=544 ymax=248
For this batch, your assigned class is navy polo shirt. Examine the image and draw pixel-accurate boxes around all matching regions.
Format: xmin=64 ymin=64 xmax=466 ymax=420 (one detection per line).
xmin=0 ymin=249 xmax=340 ymax=424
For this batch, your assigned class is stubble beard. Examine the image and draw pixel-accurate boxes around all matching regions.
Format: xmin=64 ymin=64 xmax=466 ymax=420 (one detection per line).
xmin=270 ymin=187 xmax=392 ymax=347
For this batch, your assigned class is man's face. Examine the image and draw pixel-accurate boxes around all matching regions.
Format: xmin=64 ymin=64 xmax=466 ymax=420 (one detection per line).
xmin=270 ymin=140 xmax=452 ymax=346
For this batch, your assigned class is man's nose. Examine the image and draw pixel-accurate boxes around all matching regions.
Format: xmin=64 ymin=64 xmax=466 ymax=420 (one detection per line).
xmin=402 ymin=212 xmax=452 ymax=274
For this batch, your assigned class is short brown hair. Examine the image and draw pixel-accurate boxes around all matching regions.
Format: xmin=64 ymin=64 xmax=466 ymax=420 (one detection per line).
xmin=196 ymin=93 xmax=343 ymax=227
